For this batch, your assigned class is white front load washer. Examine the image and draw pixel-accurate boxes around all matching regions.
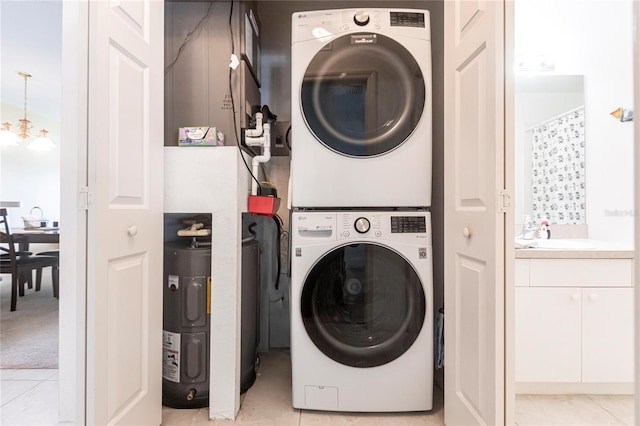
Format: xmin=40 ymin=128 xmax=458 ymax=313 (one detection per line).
xmin=291 ymin=8 xmax=432 ymax=208
xmin=290 ymin=210 xmax=433 ymax=412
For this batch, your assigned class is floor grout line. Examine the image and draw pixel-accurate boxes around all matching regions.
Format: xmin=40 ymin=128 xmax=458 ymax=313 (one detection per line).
xmin=585 ymin=394 xmax=630 ymax=426
xmin=0 ymin=378 xmax=44 ymax=408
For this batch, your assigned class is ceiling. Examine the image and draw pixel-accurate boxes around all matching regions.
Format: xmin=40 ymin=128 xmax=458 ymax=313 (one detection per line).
xmin=0 ymin=1 xmax=62 ymax=120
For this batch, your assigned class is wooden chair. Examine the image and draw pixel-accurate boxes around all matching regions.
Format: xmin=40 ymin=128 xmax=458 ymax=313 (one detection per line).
xmin=36 ymin=250 xmax=59 ymax=296
xmin=0 ymin=208 xmax=59 ymax=311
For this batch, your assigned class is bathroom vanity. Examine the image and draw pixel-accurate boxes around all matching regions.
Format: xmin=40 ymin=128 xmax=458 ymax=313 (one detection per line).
xmin=515 ymin=240 xmax=634 ymax=394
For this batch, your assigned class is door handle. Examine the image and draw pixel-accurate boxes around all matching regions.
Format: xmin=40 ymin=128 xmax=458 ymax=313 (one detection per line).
xmin=128 ymin=226 xmax=138 ymax=237
xmin=463 ymin=227 xmax=472 ymax=239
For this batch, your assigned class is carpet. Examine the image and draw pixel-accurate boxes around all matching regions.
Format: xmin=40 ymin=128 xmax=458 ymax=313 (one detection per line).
xmin=0 ymin=272 xmax=59 ymax=368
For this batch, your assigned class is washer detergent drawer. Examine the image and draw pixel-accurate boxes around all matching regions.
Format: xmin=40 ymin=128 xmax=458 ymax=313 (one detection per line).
xmin=305 ymin=385 xmax=338 ymax=410
xmin=294 ymin=213 xmax=337 ymax=241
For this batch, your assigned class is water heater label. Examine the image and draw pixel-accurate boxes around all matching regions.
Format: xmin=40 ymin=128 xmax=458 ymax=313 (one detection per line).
xmin=162 ymin=330 xmax=181 ymax=383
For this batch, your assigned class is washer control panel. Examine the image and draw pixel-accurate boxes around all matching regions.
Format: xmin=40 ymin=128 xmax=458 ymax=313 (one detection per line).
xmin=292 ymin=9 xmax=431 ymax=44
xmin=293 ymin=212 xmax=431 ymax=243
xmin=335 ymin=212 xmax=431 ymax=243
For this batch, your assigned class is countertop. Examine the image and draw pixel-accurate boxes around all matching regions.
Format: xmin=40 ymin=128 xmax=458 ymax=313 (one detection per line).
xmin=515 ymin=239 xmax=635 ymax=259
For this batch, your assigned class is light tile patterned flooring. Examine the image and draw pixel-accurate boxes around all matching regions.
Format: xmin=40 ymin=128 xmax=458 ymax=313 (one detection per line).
xmin=0 ymin=369 xmax=59 ymax=425
xmin=0 ymin=352 xmax=635 ymax=425
xmin=162 ymin=350 xmax=445 ymax=425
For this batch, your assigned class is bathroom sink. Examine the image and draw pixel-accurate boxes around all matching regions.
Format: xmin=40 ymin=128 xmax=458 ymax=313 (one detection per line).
xmin=515 ymin=239 xmax=597 ymax=249
xmin=531 ymin=239 xmax=597 ymax=249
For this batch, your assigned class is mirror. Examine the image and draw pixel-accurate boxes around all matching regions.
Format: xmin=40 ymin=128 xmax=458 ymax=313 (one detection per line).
xmin=515 ymin=75 xmax=585 ymax=224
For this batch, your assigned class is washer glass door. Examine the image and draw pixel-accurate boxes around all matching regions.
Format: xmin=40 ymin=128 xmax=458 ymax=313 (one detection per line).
xmin=301 ymin=33 xmax=426 ymax=157
xmin=301 ymin=243 xmax=426 ymax=368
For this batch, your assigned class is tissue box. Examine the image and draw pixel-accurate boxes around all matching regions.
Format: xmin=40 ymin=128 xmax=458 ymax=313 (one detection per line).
xmin=178 ymin=127 xmax=224 ymax=146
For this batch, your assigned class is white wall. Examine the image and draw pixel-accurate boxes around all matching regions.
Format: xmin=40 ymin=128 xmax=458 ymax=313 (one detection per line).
xmin=515 ymin=0 xmax=634 ymax=243
xmin=0 ymin=103 xmax=61 ymax=232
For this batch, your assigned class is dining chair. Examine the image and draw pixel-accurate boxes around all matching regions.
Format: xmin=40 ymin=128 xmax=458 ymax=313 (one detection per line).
xmin=36 ymin=250 xmax=59 ymax=297
xmin=0 ymin=208 xmax=59 ymax=311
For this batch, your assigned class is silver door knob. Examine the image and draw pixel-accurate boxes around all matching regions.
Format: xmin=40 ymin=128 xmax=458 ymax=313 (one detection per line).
xmin=128 ymin=226 xmax=138 ymax=236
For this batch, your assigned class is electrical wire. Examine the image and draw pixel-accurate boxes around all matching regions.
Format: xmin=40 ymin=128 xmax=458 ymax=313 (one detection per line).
xmin=273 ymin=213 xmax=284 ymax=227
xmin=272 ymin=215 xmax=282 ymax=290
xmin=165 ymin=2 xmax=215 ymax=75
xmin=228 ymin=0 xmax=262 ymax=194
xmin=285 ymin=125 xmax=292 ymax=151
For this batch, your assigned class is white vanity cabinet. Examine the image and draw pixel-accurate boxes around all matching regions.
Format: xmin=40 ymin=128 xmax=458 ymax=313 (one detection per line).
xmin=581 ymin=287 xmax=634 ymax=383
xmin=515 ymin=255 xmax=634 ymax=392
xmin=515 ymin=286 xmax=582 ymax=382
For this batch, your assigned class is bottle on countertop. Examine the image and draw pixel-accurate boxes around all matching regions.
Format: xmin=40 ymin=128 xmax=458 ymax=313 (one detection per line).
xmin=537 ymin=218 xmax=551 ymax=239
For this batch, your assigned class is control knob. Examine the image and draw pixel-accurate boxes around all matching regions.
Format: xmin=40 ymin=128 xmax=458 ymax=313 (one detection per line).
xmin=354 ymin=217 xmax=370 ymax=233
xmin=353 ymin=11 xmax=370 ymax=26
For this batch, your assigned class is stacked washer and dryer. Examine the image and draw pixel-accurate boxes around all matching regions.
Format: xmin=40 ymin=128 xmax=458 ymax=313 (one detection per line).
xmin=289 ymin=8 xmax=434 ymax=412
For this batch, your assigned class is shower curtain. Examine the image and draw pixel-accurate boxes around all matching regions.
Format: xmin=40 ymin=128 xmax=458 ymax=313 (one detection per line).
xmin=531 ymin=106 xmax=586 ymax=225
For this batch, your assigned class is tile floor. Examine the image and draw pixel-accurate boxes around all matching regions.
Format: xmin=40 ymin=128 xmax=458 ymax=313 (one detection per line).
xmin=515 ymin=394 xmax=635 ymax=425
xmin=162 ymin=350 xmax=445 ymax=425
xmin=0 ymin=368 xmax=59 ymax=426
xmin=0 ymin=352 xmax=635 ymax=425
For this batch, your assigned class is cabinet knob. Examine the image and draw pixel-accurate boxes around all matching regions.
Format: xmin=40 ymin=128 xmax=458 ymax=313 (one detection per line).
xmin=463 ymin=227 xmax=472 ymax=238
xmin=571 ymin=293 xmax=580 ymax=301
xmin=128 ymin=225 xmax=138 ymax=237
xmin=589 ymin=293 xmax=598 ymax=301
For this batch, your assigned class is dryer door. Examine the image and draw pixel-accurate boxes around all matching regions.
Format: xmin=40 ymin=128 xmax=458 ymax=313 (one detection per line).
xmin=301 ymin=33 xmax=426 ymax=157
xmin=301 ymin=243 xmax=426 ymax=368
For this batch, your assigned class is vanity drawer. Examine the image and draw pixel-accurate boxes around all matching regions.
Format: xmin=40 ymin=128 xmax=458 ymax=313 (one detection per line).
xmin=530 ymin=259 xmax=633 ymax=287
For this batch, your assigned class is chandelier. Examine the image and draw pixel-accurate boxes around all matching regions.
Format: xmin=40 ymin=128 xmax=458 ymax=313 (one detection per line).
xmin=0 ymin=72 xmax=55 ymax=151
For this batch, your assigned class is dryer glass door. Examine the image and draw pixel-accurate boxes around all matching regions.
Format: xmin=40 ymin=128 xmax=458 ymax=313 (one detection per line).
xmin=301 ymin=33 xmax=426 ymax=157
xmin=301 ymin=243 xmax=426 ymax=368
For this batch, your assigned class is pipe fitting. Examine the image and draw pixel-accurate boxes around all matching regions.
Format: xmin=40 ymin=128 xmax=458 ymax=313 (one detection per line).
xmin=186 ymin=388 xmax=196 ymax=401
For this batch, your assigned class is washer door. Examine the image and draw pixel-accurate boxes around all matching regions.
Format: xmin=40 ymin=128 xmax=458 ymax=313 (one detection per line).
xmin=301 ymin=33 xmax=426 ymax=157
xmin=301 ymin=243 xmax=426 ymax=368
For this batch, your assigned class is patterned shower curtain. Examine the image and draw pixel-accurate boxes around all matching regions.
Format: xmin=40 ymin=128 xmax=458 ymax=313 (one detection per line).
xmin=531 ymin=106 xmax=586 ymax=224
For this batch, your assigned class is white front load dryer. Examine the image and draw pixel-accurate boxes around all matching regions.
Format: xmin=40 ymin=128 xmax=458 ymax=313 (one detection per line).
xmin=290 ymin=211 xmax=434 ymax=412
xmin=291 ymin=8 xmax=432 ymax=209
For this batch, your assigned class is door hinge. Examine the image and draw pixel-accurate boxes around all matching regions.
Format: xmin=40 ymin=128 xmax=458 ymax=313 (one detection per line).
xmin=498 ymin=189 xmax=512 ymax=213
xmin=79 ymin=186 xmax=94 ymax=211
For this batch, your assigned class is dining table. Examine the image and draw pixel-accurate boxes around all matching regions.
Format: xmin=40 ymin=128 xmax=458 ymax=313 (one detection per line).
xmin=10 ymin=227 xmax=60 ymax=252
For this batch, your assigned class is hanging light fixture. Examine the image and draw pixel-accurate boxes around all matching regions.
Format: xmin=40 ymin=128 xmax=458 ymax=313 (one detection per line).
xmin=1 ymin=71 xmax=55 ymax=150
xmin=0 ymin=123 xmax=20 ymax=146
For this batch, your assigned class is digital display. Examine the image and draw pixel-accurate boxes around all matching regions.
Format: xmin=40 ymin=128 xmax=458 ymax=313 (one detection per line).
xmin=390 ymin=12 xmax=426 ymax=28
xmin=390 ymin=216 xmax=427 ymax=233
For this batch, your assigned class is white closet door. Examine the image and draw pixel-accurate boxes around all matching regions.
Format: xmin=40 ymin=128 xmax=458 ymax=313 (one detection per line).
xmin=444 ymin=1 xmax=507 ymax=424
xmin=86 ymin=0 xmax=164 ymax=424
